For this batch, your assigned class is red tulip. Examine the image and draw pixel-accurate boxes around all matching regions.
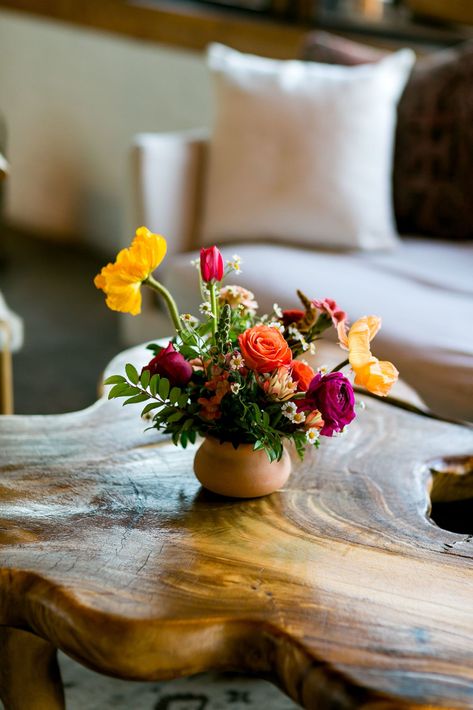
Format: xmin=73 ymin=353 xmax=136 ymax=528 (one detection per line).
xmin=200 ymin=246 xmax=224 ymax=283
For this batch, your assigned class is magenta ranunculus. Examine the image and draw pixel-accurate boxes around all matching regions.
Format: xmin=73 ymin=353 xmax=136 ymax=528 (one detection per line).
xmin=298 ymin=372 xmax=356 ymax=437
xmin=142 ymin=342 xmax=192 ymax=388
xmin=200 ymin=246 xmax=224 ymax=283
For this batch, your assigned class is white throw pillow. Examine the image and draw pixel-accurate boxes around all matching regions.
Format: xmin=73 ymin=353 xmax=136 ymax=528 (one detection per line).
xmin=201 ymin=43 xmax=415 ymax=251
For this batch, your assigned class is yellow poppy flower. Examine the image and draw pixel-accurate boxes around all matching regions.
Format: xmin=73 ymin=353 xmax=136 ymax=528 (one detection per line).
xmin=340 ymin=316 xmax=399 ymax=397
xmin=94 ymin=227 xmax=167 ymax=315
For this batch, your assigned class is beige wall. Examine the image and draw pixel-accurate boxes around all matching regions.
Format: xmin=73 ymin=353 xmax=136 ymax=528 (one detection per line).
xmin=0 ymin=10 xmax=212 ymax=254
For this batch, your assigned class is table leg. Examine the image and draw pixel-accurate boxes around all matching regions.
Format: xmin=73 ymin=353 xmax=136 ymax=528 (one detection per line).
xmin=0 ymin=322 xmax=13 ymax=415
xmin=0 ymin=628 xmax=65 ymax=710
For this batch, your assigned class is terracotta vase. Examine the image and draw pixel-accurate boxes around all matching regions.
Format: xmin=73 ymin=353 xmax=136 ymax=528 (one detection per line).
xmin=193 ymin=437 xmax=291 ymax=498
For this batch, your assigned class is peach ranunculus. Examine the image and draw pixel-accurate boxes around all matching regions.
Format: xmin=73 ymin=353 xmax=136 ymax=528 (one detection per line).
xmin=219 ymin=285 xmax=258 ymax=316
xmin=94 ymin=227 xmax=167 ymax=315
xmin=291 ymin=360 xmax=316 ymax=391
xmin=258 ymin=367 xmax=297 ymax=401
xmin=305 ymin=410 xmax=324 ymax=431
xmin=339 ymin=316 xmax=398 ymax=397
xmin=238 ymin=325 xmax=292 ymax=373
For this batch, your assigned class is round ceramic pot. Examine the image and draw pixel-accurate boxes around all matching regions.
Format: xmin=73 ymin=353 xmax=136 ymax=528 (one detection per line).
xmin=193 ymin=437 xmax=291 ymax=498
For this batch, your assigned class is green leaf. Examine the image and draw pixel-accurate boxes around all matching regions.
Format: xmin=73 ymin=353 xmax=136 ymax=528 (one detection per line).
xmin=182 ymin=418 xmax=194 ymax=431
xmin=172 ymin=431 xmax=180 ymax=446
xmin=104 ymin=375 xmax=126 ymax=385
xmin=125 ymin=363 xmax=139 ymax=385
xmin=167 ymin=411 xmax=184 ymax=424
xmin=180 ymin=431 xmax=188 ymax=448
xmin=265 ymin=445 xmax=277 ymax=463
xmin=158 ymin=377 xmax=170 ymax=400
xmin=160 ymin=405 xmax=177 ymax=417
xmin=123 ymin=393 xmax=149 ymax=406
xmin=188 ymin=430 xmax=196 ymax=445
xmin=108 ymin=383 xmax=137 ymax=399
xmin=140 ymin=368 xmax=151 ymax=389
xmin=169 ymin=387 xmax=181 ymax=405
xmin=178 ymin=393 xmax=189 ymax=408
xmin=149 ymin=374 xmax=160 ymax=396
xmin=141 ymin=401 xmax=165 ymax=416
xmin=252 ymin=404 xmax=262 ymax=423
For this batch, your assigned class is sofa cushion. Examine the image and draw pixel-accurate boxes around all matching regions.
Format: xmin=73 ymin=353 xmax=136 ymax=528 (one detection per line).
xmin=201 ymin=43 xmax=414 ymax=252
xmin=164 ymin=239 xmax=473 ymax=421
xmin=302 ymin=33 xmax=473 ymax=241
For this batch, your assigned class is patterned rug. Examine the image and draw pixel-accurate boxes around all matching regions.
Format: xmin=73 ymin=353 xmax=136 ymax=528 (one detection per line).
xmin=59 ymin=653 xmax=299 ymax=709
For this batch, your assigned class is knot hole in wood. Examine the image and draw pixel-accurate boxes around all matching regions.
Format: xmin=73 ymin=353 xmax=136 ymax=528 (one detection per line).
xmin=428 ymin=455 xmax=473 ymax=535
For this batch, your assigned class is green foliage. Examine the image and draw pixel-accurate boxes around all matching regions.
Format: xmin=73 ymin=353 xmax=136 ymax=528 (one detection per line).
xmin=106 ymin=364 xmax=202 ymax=450
xmin=215 ymin=304 xmax=231 ymax=354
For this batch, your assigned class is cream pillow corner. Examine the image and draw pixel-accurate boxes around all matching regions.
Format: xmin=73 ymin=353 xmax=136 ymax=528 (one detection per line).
xmin=201 ymin=43 xmax=415 ymax=252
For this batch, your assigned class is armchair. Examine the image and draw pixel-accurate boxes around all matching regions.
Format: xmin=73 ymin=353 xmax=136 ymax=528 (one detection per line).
xmin=0 ymin=292 xmax=23 ymax=414
xmin=0 ymin=120 xmax=23 ymax=414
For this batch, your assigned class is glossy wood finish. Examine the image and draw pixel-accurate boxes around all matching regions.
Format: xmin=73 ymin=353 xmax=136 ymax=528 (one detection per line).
xmin=0 ymin=344 xmax=472 ymax=709
xmin=0 ymin=628 xmax=64 ymax=710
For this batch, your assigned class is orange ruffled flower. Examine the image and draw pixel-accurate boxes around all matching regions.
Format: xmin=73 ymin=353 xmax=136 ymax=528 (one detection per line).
xmin=198 ymin=371 xmax=231 ymax=420
xmin=94 ymin=227 xmax=167 ymax=315
xmin=339 ymin=316 xmax=398 ymax=397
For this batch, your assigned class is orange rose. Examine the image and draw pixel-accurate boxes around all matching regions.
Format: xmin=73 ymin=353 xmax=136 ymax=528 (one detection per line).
xmin=238 ymin=325 xmax=292 ymax=373
xmin=291 ymin=360 xmax=316 ymax=391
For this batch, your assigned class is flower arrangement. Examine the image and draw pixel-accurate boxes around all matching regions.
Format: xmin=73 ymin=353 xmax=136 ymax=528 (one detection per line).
xmin=95 ymin=227 xmax=398 ymax=465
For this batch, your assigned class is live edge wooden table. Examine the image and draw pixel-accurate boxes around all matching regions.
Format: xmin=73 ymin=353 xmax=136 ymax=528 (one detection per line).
xmin=0 ymin=345 xmax=472 ymax=710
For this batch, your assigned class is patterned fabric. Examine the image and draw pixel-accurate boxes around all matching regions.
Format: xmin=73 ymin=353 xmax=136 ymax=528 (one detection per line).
xmin=302 ymin=33 xmax=473 ymax=240
xmin=394 ymin=43 xmax=473 ymax=240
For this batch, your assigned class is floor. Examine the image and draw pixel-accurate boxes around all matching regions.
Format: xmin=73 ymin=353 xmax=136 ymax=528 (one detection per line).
xmin=1 ymin=228 xmax=121 ymax=414
xmin=0 ymin=229 xmax=299 ymax=708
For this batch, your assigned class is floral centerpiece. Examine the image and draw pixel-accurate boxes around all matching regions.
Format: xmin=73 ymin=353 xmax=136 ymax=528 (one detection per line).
xmin=95 ymin=227 xmax=398 ymax=497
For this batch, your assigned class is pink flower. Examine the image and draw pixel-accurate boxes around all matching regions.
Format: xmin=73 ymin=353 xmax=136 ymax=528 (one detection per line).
xmin=298 ymin=372 xmax=355 ymax=437
xmin=313 ymin=298 xmax=347 ymax=328
xmin=142 ymin=342 xmax=192 ymax=388
xmin=200 ymin=246 xmax=224 ymax=283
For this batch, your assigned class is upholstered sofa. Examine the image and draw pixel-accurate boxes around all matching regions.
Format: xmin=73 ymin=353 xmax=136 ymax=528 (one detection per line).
xmin=123 ymin=128 xmax=472 ymax=422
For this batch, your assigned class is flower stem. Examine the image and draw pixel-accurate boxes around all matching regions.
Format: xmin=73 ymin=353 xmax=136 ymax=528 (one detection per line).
xmin=209 ymin=281 xmax=218 ymax=336
xmin=331 ymin=358 xmax=349 ymax=373
xmin=144 ymin=275 xmax=181 ymax=334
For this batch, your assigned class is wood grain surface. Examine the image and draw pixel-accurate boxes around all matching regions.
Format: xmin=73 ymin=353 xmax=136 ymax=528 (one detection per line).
xmin=0 ymin=344 xmax=472 ymax=709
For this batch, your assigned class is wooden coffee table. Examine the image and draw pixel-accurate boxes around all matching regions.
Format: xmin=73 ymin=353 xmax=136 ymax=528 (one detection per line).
xmin=1 ymin=344 xmax=472 ymax=710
